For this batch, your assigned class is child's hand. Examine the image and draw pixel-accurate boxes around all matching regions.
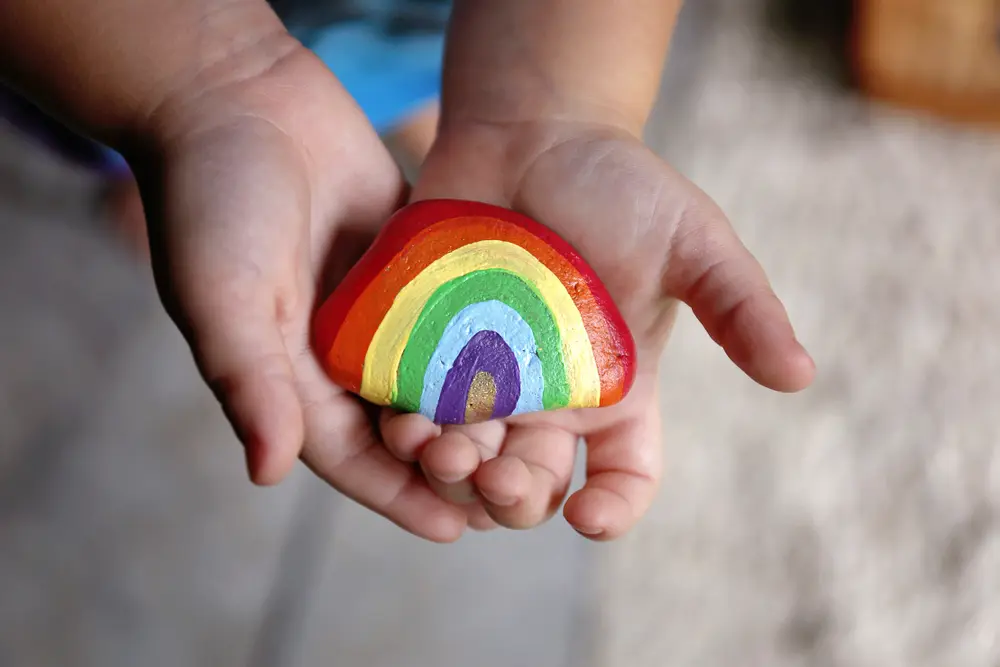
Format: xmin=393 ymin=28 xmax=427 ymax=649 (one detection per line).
xmin=378 ymin=119 xmax=816 ymax=538
xmin=3 ymin=0 xmax=811 ymax=543
xmin=143 ymin=47 xmax=468 ymax=541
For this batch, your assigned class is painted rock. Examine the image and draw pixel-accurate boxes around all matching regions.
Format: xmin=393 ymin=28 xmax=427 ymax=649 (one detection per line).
xmin=313 ymin=199 xmax=636 ymax=425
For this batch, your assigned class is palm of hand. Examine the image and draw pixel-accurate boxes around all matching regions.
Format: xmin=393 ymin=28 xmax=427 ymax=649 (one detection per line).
xmin=379 ymin=124 xmax=815 ymax=537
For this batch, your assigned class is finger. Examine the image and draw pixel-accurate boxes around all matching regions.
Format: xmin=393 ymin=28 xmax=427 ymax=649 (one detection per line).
xmin=418 ymin=420 xmax=505 ymax=503
xmin=178 ymin=294 xmax=304 ymax=487
xmin=379 ymin=409 xmax=440 ymax=462
xmin=419 ymin=431 xmax=483 ymax=504
xmin=443 ymin=419 xmax=508 ymax=459
xmin=666 ymin=197 xmax=815 ymax=392
xmin=563 ymin=400 xmax=662 ymax=540
xmin=297 ymin=376 xmax=467 ymax=543
xmin=474 ymin=424 xmax=577 ymax=529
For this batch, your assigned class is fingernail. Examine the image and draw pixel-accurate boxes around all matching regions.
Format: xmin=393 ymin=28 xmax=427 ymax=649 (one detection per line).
xmin=434 ymin=470 xmax=472 ymax=484
xmin=796 ymin=339 xmax=816 ymax=364
xmin=244 ymin=439 xmax=266 ymax=485
xmin=480 ymin=488 xmax=519 ymax=507
xmin=574 ymin=526 xmax=604 ymax=537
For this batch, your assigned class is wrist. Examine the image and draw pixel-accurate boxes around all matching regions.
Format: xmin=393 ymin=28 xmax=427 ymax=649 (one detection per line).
xmin=438 ymin=0 xmax=674 ymax=142
xmin=123 ymin=6 xmax=301 ymax=155
xmin=440 ymin=90 xmax=649 ymax=143
xmin=417 ymin=114 xmax=635 ymax=205
xmin=123 ymin=23 xmax=389 ymax=221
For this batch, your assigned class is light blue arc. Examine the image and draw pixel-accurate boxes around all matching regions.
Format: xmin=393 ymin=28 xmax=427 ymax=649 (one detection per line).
xmin=419 ymin=301 xmax=545 ymax=420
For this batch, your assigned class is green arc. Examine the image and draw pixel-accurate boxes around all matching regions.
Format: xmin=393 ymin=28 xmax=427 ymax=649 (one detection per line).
xmin=394 ymin=269 xmax=569 ymax=412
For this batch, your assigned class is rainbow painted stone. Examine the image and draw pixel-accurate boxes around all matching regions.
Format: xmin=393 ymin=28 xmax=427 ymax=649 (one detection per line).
xmin=313 ymin=200 xmax=636 ymax=425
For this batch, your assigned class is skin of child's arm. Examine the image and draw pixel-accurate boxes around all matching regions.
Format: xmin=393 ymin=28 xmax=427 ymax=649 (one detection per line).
xmin=439 ymin=0 xmax=684 ymax=137
xmin=0 ymin=0 xmax=300 ymax=150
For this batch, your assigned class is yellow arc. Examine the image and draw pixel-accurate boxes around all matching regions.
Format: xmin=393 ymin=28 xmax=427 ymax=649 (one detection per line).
xmin=360 ymin=240 xmax=601 ymax=409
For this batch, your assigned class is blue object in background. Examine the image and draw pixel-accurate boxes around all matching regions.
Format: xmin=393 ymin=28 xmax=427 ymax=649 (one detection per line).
xmin=292 ymin=21 xmax=444 ymax=134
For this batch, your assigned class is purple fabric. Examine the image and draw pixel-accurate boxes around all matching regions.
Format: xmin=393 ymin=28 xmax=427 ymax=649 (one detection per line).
xmin=434 ymin=330 xmax=520 ymax=425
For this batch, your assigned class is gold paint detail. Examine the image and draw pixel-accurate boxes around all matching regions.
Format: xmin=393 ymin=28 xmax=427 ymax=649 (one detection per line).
xmin=464 ymin=371 xmax=497 ymax=424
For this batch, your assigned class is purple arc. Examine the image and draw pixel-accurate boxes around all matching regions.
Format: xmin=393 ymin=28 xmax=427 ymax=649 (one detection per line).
xmin=434 ymin=330 xmax=521 ymax=425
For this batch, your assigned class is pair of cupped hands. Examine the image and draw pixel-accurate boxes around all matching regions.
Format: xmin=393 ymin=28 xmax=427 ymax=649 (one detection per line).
xmin=139 ymin=40 xmax=814 ymax=543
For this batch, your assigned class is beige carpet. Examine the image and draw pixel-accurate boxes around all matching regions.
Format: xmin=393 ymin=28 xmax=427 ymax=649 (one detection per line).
xmin=600 ymin=2 xmax=1000 ymax=666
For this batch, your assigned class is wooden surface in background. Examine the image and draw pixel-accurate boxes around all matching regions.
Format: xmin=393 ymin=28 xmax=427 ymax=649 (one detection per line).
xmin=854 ymin=0 xmax=1000 ymax=126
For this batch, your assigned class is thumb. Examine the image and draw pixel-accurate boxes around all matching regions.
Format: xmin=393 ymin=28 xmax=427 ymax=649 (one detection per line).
xmin=665 ymin=196 xmax=815 ymax=392
xmin=164 ymin=285 xmax=305 ymax=486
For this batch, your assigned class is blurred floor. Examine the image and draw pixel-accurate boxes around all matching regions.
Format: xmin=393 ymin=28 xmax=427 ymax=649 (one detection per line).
xmin=2 ymin=0 xmax=1000 ymax=665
